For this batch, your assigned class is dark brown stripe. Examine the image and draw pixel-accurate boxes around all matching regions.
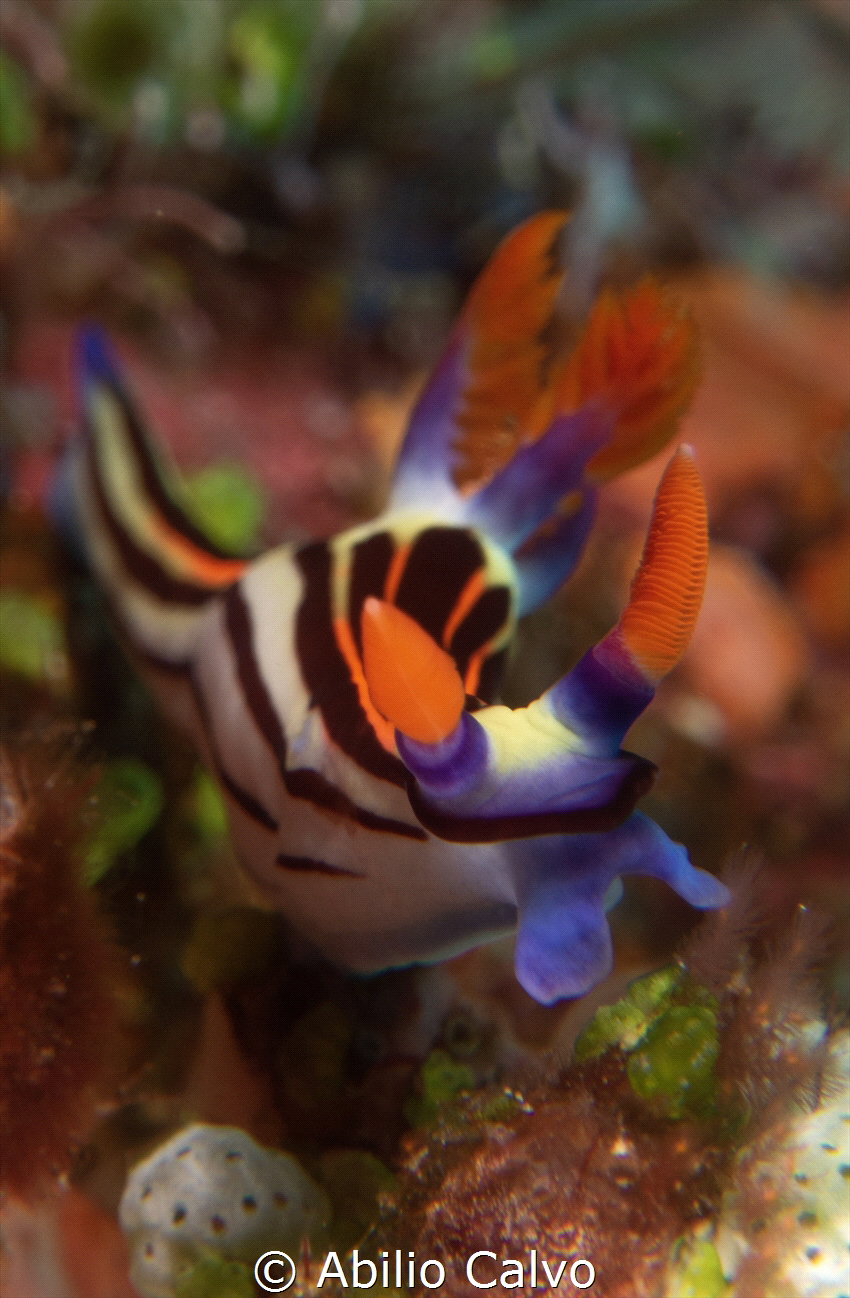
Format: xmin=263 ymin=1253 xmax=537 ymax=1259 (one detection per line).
xmin=276 ymin=853 xmax=364 ymax=878
xmin=406 ymin=757 xmax=657 ymax=843
xmin=189 ymin=671 xmax=278 ymax=831
xmin=449 ymin=585 xmax=511 ymax=676
xmin=347 ymin=531 xmax=394 ymax=654
xmin=217 ymin=766 xmax=278 ymax=831
xmin=103 ymin=377 xmax=242 ymax=561
xmin=476 ymin=648 xmax=508 ymax=704
xmin=286 ymin=768 xmax=426 ymax=841
xmin=295 ymin=542 xmax=408 ymax=789
xmin=394 ymin=528 xmax=483 ymax=644
xmin=85 ymin=430 xmax=216 ymax=606
xmin=225 ymin=584 xmax=289 ymax=766
xmin=227 ymin=581 xmax=424 ymax=838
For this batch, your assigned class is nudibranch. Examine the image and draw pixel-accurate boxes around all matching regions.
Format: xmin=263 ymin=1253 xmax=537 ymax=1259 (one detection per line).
xmin=67 ymin=211 xmax=728 ymax=1005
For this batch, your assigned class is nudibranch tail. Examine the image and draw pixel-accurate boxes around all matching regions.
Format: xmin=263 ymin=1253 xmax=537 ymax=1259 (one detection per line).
xmin=77 ymin=329 xmax=248 ymax=581
xmin=71 ymin=327 xmax=248 ymax=671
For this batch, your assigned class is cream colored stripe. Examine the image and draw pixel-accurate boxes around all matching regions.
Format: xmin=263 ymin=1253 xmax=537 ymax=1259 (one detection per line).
xmin=89 ymin=388 xmax=244 ymax=587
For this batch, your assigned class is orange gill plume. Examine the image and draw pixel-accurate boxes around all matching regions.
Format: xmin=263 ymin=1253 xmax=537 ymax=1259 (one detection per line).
xmin=450 ymin=211 xmax=699 ymax=492
xmin=452 ymin=210 xmax=570 ymax=487
xmin=557 ymin=277 xmax=701 ymax=482
xmin=617 ymin=445 xmax=709 ymax=682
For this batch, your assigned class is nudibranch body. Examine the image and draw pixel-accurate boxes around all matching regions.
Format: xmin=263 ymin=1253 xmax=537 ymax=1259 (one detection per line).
xmin=68 ymin=211 xmax=728 ymax=1005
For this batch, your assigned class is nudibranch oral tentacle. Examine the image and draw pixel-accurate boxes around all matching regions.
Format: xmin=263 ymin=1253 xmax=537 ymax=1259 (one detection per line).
xmin=511 ymin=813 xmax=729 ymax=1005
xmin=68 ymin=210 xmax=729 ymax=1004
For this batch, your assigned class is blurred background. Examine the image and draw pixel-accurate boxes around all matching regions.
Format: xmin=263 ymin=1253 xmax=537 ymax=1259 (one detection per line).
xmin=0 ymin=1 xmax=848 ymax=1293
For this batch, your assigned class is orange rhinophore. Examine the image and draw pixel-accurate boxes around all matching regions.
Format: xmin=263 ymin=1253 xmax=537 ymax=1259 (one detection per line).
xmin=556 ymin=278 xmax=701 ymax=482
xmin=618 ymin=446 xmax=709 ymax=681
xmin=361 ymin=597 xmax=466 ymax=744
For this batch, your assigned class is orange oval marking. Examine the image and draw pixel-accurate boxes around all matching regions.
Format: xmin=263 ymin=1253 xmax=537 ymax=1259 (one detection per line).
xmin=361 ymin=598 xmax=465 ymax=744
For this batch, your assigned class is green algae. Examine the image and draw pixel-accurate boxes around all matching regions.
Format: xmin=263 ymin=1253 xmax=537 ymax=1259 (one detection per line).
xmin=0 ymin=590 xmax=67 ymax=685
xmin=574 ymin=965 xmax=720 ymax=1118
xmin=186 ymin=767 xmax=229 ymax=841
xmin=667 ymin=1235 xmax=728 ymax=1298
xmin=68 ymin=0 xmax=169 ymax=113
xmin=0 ymin=52 xmax=37 ymax=155
xmin=81 ymin=756 xmax=164 ymax=886
xmin=404 ymin=1048 xmax=476 ymax=1128
xmin=223 ymin=6 xmax=307 ymax=140
xmin=574 ymin=965 xmax=682 ymax=1061
xmin=182 ymin=464 xmax=265 ymax=555
xmin=627 ymin=1004 xmax=719 ymax=1118
xmin=473 ymin=1090 xmax=527 ymax=1124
